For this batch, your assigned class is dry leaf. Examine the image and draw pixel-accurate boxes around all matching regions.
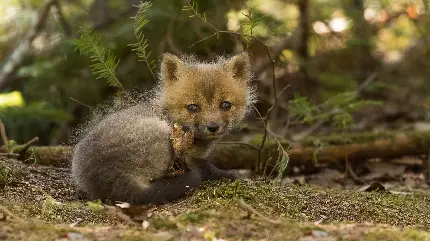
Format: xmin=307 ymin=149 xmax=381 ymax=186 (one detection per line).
xmin=171 ymin=123 xmax=194 ymax=158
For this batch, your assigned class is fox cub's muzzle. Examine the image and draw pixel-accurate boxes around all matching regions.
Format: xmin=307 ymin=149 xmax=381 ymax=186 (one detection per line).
xmin=206 ymin=122 xmax=220 ymax=133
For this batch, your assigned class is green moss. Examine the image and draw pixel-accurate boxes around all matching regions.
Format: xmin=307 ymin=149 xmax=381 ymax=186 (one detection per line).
xmin=0 ymin=165 xmax=13 ymax=187
xmin=0 ymin=159 xmax=28 ymax=187
xmin=150 ymin=216 xmax=178 ymax=230
xmin=183 ymin=180 xmax=430 ymax=230
xmin=366 ymin=228 xmax=430 ymax=241
xmin=178 ymin=211 xmax=210 ymax=223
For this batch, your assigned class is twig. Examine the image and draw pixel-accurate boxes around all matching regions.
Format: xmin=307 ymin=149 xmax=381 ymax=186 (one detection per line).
xmin=314 ymin=215 xmax=328 ymax=225
xmin=0 ymin=0 xmax=58 ymax=90
xmin=52 ymin=0 xmax=72 ymax=36
xmin=237 ymin=198 xmax=281 ymax=225
xmin=0 ymin=153 xmax=20 ymax=158
xmin=426 ymin=149 xmax=430 ymax=184
xmin=345 ymin=157 xmax=364 ymax=185
xmin=69 ymin=218 xmax=84 ymax=227
xmin=253 ymin=31 xmax=299 ymax=77
xmin=70 ymin=97 xmax=94 ymax=110
xmin=19 ymin=137 xmax=40 ymax=154
xmin=217 ymin=142 xmax=259 ymax=151
xmin=104 ymin=205 xmax=139 ymax=226
xmin=0 ymin=119 xmax=8 ymax=145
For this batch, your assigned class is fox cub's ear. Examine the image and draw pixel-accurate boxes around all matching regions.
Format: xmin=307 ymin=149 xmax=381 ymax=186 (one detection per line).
xmin=160 ymin=53 xmax=184 ymax=84
xmin=227 ymin=52 xmax=251 ymax=82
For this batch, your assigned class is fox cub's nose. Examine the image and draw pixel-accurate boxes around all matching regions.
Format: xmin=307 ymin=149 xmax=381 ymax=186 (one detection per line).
xmin=206 ymin=122 xmax=220 ymax=133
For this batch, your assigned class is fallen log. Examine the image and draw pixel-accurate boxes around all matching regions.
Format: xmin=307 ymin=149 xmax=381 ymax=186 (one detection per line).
xmin=213 ymin=130 xmax=430 ymax=170
xmin=2 ymin=130 xmax=430 ymax=170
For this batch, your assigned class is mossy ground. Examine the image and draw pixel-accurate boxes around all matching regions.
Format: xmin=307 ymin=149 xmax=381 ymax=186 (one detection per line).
xmin=2 ymin=157 xmax=430 ymax=240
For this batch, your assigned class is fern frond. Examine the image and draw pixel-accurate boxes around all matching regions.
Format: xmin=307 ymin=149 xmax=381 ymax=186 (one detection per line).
xmin=274 ymin=138 xmax=290 ymax=182
xmin=73 ymin=27 xmax=124 ymax=91
xmin=129 ymin=1 xmax=157 ymax=80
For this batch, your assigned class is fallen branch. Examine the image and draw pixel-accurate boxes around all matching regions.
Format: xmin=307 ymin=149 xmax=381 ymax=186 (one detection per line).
xmin=12 ymin=131 xmax=430 ymax=172
xmin=0 ymin=153 xmax=20 ymax=158
xmin=0 ymin=0 xmax=57 ymax=90
xmin=213 ymin=130 xmax=430 ymax=171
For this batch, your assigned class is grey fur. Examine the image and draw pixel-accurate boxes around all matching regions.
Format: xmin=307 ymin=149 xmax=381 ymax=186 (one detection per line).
xmin=71 ymin=104 xmax=236 ymax=204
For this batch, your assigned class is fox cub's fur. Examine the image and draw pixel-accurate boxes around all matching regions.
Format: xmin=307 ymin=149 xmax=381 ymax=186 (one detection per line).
xmin=71 ymin=52 xmax=256 ymax=204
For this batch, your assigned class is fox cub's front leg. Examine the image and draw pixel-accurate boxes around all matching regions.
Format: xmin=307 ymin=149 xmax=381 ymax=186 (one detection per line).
xmin=192 ymin=158 xmax=238 ymax=181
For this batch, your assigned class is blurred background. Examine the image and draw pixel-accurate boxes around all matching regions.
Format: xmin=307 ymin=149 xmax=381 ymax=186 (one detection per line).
xmin=0 ymin=0 xmax=429 ymax=145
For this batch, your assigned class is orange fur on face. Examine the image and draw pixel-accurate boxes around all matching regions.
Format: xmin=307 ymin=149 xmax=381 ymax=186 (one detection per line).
xmin=159 ymin=53 xmax=254 ymax=139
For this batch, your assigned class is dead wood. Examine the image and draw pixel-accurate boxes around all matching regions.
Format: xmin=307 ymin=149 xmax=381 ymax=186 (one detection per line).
xmin=4 ymin=130 xmax=429 ymax=171
xmin=213 ymin=130 xmax=430 ymax=170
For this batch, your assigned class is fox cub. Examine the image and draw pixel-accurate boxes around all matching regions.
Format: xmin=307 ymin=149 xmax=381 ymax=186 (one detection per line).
xmin=71 ymin=52 xmax=256 ymax=204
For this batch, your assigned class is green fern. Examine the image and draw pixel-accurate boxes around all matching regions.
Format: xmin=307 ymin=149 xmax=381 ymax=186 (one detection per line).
xmin=128 ymin=1 xmax=157 ymax=80
xmin=73 ymin=27 xmax=124 ymax=91
xmin=274 ymin=139 xmax=290 ymax=182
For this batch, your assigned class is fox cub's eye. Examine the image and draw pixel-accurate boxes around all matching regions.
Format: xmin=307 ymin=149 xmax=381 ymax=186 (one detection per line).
xmin=186 ymin=104 xmax=200 ymax=113
xmin=220 ymin=101 xmax=232 ymax=110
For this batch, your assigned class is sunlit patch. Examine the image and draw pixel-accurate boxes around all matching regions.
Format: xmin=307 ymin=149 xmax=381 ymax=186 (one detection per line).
xmin=329 ymin=17 xmax=348 ymax=32
xmin=0 ymin=91 xmax=25 ymax=108
xmin=364 ymin=8 xmax=378 ymax=22
xmin=313 ymin=21 xmax=330 ymax=34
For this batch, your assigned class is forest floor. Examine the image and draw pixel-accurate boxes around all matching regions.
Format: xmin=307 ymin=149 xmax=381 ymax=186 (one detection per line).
xmin=1 ymin=155 xmax=430 ymax=241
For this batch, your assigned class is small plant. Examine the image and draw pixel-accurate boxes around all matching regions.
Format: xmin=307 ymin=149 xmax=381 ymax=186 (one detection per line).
xmin=87 ymin=199 xmax=105 ymax=212
xmin=73 ymin=1 xmax=155 ymax=92
xmin=73 ymin=27 xmax=124 ymax=92
xmin=128 ymin=1 xmax=157 ymax=80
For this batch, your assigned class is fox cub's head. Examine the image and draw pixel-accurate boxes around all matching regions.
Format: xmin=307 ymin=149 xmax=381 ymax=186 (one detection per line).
xmin=159 ymin=52 xmax=255 ymax=140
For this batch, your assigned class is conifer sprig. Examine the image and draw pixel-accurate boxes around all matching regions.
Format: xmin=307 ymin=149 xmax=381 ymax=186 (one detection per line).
xmin=73 ymin=27 xmax=124 ymax=91
xmin=129 ymin=1 xmax=157 ymax=81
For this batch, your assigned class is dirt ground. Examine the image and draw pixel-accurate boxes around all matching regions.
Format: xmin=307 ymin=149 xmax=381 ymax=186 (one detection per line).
xmin=2 ymin=155 xmax=430 ymax=241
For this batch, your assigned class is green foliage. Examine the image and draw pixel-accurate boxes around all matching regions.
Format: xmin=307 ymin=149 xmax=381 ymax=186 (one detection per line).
xmin=274 ymin=139 xmax=290 ymax=182
xmin=288 ymin=90 xmax=382 ymax=130
xmin=128 ymin=1 xmax=157 ymax=80
xmin=73 ymin=27 xmax=124 ymax=91
xmin=0 ymin=102 xmax=73 ymax=144
xmin=241 ymin=8 xmax=265 ymax=35
xmin=239 ymin=7 xmax=266 ymax=46
xmin=332 ymin=112 xmax=354 ymax=130
xmin=287 ymin=93 xmax=320 ymax=124
xmin=0 ymin=166 xmax=13 ymax=188
xmin=87 ymin=200 xmax=104 ymax=212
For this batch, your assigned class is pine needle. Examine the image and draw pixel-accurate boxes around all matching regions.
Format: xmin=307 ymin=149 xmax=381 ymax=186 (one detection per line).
xmin=129 ymin=1 xmax=157 ymax=81
xmin=73 ymin=27 xmax=124 ymax=91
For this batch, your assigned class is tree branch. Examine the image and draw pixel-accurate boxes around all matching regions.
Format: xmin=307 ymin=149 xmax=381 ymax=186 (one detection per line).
xmin=0 ymin=0 xmax=57 ymax=90
xmin=52 ymin=0 xmax=72 ymax=36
